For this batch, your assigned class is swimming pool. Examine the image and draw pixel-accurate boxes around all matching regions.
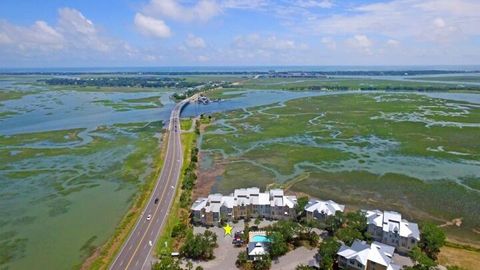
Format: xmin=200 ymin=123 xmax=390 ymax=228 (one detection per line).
xmin=251 ymin=235 xmax=270 ymax=242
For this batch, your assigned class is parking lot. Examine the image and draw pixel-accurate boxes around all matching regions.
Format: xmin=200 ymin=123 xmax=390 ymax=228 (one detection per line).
xmin=185 ymin=220 xmax=320 ymax=269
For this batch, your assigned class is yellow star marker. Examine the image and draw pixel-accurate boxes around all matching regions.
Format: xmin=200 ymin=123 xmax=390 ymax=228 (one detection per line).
xmin=223 ymin=223 xmax=233 ymax=236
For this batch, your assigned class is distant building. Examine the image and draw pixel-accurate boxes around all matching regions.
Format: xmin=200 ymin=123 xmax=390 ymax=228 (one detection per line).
xmin=337 ymin=240 xmax=401 ymax=270
xmin=304 ymin=199 xmax=345 ymax=222
xmin=364 ymin=210 xmax=420 ymax=253
xmin=191 ymin=187 xmax=297 ymax=226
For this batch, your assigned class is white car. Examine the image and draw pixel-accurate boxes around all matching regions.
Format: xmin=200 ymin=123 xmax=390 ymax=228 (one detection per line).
xmin=146 ymin=214 xmax=152 ymax=221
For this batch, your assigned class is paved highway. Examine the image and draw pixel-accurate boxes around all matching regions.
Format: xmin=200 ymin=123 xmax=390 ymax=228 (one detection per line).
xmin=110 ymin=99 xmax=189 ymax=270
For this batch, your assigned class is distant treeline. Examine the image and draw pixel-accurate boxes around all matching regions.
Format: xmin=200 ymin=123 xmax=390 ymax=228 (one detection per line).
xmin=287 ymin=85 xmax=480 ymax=91
xmin=262 ymin=70 xmax=477 ymax=77
xmin=4 ymin=70 xmax=479 ymax=76
xmin=40 ymin=77 xmax=202 ymax=88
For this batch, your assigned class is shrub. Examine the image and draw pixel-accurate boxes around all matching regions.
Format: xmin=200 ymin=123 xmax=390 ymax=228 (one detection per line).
xmin=317 ymin=238 xmax=340 ymax=270
xmin=418 ymin=222 xmax=445 ymax=260
xmin=180 ymin=230 xmax=217 ymax=260
xmin=171 ymin=223 xmax=187 ymax=238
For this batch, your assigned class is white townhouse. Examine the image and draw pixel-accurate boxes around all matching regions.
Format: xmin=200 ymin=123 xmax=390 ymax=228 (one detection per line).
xmin=191 ymin=187 xmax=297 ymax=226
xmin=337 ymin=240 xmax=401 ymax=270
xmin=364 ymin=210 xmax=420 ymax=253
xmin=304 ymin=199 xmax=345 ymax=221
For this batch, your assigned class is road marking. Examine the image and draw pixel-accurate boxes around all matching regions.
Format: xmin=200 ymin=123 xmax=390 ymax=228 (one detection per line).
xmin=123 ymin=121 xmax=179 ymax=270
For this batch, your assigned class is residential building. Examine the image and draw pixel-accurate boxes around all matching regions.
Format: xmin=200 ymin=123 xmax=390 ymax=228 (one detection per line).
xmin=191 ymin=187 xmax=297 ymax=226
xmin=247 ymin=231 xmax=270 ymax=261
xmin=364 ymin=210 xmax=420 ymax=253
xmin=337 ymin=240 xmax=401 ymax=270
xmin=304 ymin=199 xmax=345 ymax=221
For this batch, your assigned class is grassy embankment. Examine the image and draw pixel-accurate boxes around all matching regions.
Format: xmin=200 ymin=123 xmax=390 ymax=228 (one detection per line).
xmin=0 ymin=90 xmax=33 ymax=101
xmin=0 ymin=90 xmax=38 ymax=118
xmin=93 ymin=96 xmax=163 ymax=111
xmin=413 ymin=75 xmax=480 ymax=83
xmin=438 ymin=242 xmax=480 ymax=270
xmin=237 ymin=77 xmax=480 ymax=91
xmin=180 ymin=118 xmax=193 ymax=131
xmin=156 ymin=118 xmax=198 ymax=255
xmin=49 ymin=85 xmax=172 ymax=93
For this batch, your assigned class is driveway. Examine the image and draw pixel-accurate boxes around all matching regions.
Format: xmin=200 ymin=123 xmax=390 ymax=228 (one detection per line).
xmin=272 ymin=246 xmax=318 ymax=269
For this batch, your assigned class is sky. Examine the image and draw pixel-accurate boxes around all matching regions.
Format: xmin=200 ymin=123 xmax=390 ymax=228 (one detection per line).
xmin=0 ymin=0 xmax=479 ymax=67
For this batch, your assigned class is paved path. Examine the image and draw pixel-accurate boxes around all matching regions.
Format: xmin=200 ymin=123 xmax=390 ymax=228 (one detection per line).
xmin=110 ymin=99 xmax=189 ymax=270
xmin=272 ymin=246 xmax=318 ymax=269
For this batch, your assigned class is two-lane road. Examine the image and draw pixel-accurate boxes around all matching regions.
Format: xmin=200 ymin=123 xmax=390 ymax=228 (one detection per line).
xmin=110 ymin=99 xmax=189 ymax=270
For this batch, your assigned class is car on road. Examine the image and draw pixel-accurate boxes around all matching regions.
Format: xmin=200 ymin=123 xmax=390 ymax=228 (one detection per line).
xmin=146 ymin=214 xmax=152 ymax=221
xmin=154 ymin=198 xmax=159 ymax=204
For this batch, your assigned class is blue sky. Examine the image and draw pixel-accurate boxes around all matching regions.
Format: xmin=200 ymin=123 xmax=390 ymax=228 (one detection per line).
xmin=0 ymin=0 xmax=479 ymax=67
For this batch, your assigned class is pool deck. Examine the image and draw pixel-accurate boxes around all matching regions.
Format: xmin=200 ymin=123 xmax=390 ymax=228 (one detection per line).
xmin=249 ymin=231 xmax=268 ymax=242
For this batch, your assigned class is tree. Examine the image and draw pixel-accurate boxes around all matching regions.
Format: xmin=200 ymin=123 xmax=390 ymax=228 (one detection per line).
xmin=268 ymin=231 xmax=289 ymax=257
xmin=418 ymin=222 xmax=445 ymax=260
xmin=325 ymin=211 xmax=344 ymax=235
xmin=344 ymin=211 xmax=367 ymax=233
xmin=318 ymin=238 xmax=340 ymax=270
xmin=409 ymin=246 xmax=436 ymax=268
xmin=181 ymin=230 xmax=217 ymax=260
xmin=253 ymin=256 xmax=271 ymax=270
xmin=295 ymin=196 xmax=309 ymax=215
xmin=195 ymin=266 xmax=204 ymax=270
xmin=271 ymin=220 xmax=298 ymax=243
xmin=335 ymin=227 xmax=363 ymax=246
xmin=152 ymin=256 xmax=182 ymax=270
xmin=236 ymin=251 xmax=249 ymax=268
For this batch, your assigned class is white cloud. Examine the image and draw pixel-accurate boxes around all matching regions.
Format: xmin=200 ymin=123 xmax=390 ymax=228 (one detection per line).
xmin=303 ymin=0 xmax=480 ymax=45
xmin=134 ymin=13 xmax=171 ymax=38
xmin=0 ymin=32 xmax=11 ymax=44
xmin=0 ymin=7 xmax=146 ymax=66
xmin=321 ymin=37 xmax=336 ymax=49
xmin=197 ymin=55 xmax=210 ymax=62
xmin=295 ymin=0 xmax=333 ymax=8
xmin=0 ymin=20 xmax=64 ymax=51
xmin=347 ymin=34 xmax=373 ymax=54
xmin=221 ymin=0 xmax=268 ymax=9
xmin=185 ymin=34 xmax=206 ymax=48
xmin=143 ymin=0 xmax=222 ymax=22
xmin=57 ymin=7 xmax=112 ymax=52
xmin=433 ymin=17 xmax=446 ymax=28
xmin=387 ymin=39 xmax=400 ymax=46
xmin=233 ymin=34 xmax=307 ymax=50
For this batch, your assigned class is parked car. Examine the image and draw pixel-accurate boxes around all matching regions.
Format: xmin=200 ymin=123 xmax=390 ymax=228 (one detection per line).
xmin=232 ymin=231 xmax=244 ymax=247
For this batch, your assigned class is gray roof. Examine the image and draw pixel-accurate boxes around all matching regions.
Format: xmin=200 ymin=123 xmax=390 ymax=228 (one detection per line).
xmin=305 ymin=199 xmax=345 ymax=215
xmin=364 ymin=210 xmax=420 ymax=240
xmin=337 ymin=240 xmax=397 ymax=267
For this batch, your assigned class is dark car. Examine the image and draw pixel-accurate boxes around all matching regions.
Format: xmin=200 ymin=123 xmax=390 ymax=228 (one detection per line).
xmin=232 ymin=231 xmax=244 ymax=247
xmin=154 ymin=198 xmax=159 ymax=204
